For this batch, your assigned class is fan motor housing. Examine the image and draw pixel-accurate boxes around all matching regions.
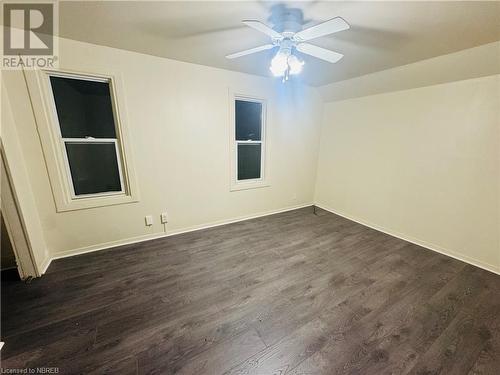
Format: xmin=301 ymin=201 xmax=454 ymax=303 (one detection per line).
xmin=269 ymin=5 xmax=304 ymax=34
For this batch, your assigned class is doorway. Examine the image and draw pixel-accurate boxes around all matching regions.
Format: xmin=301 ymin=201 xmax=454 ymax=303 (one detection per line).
xmin=1 ymin=150 xmax=39 ymax=280
xmin=1 ymin=213 xmax=20 ymax=281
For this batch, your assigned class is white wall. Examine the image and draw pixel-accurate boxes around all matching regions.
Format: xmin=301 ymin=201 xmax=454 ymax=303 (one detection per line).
xmin=315 ymin=74 xmax=500 ymax=273
xmin=2 ymin=37 xmax=323 ymax=260
xmin=3 ymin=36 xmax=498 ymax=276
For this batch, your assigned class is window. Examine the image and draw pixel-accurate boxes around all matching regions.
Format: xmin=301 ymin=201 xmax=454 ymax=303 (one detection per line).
xmin=49 ymin=74 xmax=125 ymax=198
xmin=24 ymin=68 xmax=139 ymax=211
xmin=230 ymin=95 xmax=268 ymax=190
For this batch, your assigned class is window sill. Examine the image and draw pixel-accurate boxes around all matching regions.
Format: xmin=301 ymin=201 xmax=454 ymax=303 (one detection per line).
xmin=230 ymin=181 xmax=270 ymax=192
xmin=56 ymin=193 xmax=139 ymax=212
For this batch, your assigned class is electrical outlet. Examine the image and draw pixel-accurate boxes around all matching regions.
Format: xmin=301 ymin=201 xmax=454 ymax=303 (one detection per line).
xmin=145 ymin=215 xmax=153 ymax=226
xmin=160 ymin=212 xmax=168 ymax=224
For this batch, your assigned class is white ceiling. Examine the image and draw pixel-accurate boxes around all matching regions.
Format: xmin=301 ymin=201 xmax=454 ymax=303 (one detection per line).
xmin=57 ymin=1 xmax=500 ymax=86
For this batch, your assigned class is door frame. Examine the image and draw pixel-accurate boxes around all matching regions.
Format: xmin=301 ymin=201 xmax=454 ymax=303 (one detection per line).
xmin=1 ymin=146 xmax=39 ymax=279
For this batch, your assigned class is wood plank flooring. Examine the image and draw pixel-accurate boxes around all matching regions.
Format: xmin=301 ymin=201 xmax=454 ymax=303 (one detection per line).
xmin=1 ymin=207 xmax=499 ymax=374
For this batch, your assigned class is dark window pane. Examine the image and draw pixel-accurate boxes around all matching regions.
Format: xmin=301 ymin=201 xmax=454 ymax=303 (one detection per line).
xmin=65 ymin=143 xmax=122 ymax=195
xmin=50 ymin=76 xmax=116 ymax=138
xmin=235 ymin=100 xmax=262 ymax=141
xmin=238 ymin=144 xmax=261 ymax=180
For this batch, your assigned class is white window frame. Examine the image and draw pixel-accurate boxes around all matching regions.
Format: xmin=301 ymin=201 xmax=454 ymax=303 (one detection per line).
xmin=25 ymin=68 xmax=139 ymax=211
xmin=229 ymin=92 xmax=269 ymax=191
xmin=47 ymin=72 xmax=125 ymax=199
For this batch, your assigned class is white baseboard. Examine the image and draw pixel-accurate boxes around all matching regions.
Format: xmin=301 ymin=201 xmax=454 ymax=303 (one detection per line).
xmin=315 ymin=203 xmax=500 ymax=276
xmin=47 ymin=203 xmax=314 ymax=266
xmin=42 ymin=201 xmax=498 ymax=277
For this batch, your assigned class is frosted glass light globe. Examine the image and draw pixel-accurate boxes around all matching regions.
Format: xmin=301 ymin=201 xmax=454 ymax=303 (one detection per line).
xmin=288 ymin=54 xmax=304 ymax=75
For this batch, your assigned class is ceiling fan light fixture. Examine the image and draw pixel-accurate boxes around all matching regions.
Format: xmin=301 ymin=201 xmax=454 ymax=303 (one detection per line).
xmin=270 ymin=50 xmax=289 ymax=77
xmin=269 ymin=49 xmax=304 ymax=78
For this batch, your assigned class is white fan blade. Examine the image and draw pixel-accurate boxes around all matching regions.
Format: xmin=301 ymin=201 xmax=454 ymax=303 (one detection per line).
xmin=294 ymin=17 xmax=350 ymax=41
xmin=242 ymin=20 xmax=282 ymax=39
xmin=226 ymin=44 xmax=274 ymax=59
xmin=296 ymin=43 xmax=344 ymax=63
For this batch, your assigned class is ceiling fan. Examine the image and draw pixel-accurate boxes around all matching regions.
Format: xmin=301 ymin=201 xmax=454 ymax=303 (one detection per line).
xmin=225 ymin=6 xmax=350 ymax=81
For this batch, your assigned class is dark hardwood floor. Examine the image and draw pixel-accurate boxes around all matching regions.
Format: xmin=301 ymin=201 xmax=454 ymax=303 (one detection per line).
xmin=1 ymin=207 xmax=499 ymax=374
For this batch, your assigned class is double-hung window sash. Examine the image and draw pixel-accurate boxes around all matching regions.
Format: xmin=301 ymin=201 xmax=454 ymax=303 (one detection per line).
xmin=235 ymin=99 xmax=264 ymax=181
